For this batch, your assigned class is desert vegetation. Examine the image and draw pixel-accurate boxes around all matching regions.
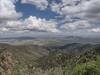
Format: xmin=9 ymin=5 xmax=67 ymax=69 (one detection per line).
xmin=0 ymin=43 xmax=100 ymax=75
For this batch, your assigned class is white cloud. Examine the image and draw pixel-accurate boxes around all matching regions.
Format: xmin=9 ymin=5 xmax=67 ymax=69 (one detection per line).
xmin=60 ymin=20 xmax=91 ymax=31
xmin=89 ymin=28 xmax=100 ymax=32
xmin=0 ymin=0 xmax=59 ymax=33
xmin=83 ymin=0 xmax=100 ymax=20
xmin=23 ymin=16 xmax=60 ymax=32
xmin=0 ymin=0 xmax=100 ymax=36
xmin=0 ymin=27 xmax=9 ymax=32
xmin=50 ymin=0 xmax=100 ymax=21
xmin=1 ymin=16 xmax=60 ymax=33
xmin=50 ymin=0 xmax=100 ymax=34
xmin=50 ymin=2 xmax=62 ymax=14
xmin=50 ymin=0 xmax=82 ymax=16
xmin=21 ymin=0 xmax=48 ymax=10
xmin=0 ymin=0 xmax=22 ymax=21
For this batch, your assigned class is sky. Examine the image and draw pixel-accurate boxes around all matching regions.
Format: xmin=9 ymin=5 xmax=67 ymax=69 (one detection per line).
xmin=0 ymin=0 xmax=100 ymax=37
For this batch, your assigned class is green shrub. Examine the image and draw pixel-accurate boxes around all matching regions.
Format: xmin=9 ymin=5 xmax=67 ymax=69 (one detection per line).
xmin=72 ymin=60 xmax=100 ymax=75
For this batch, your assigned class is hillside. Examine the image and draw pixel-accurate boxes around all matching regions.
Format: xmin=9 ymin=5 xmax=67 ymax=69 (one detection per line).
xmin=0 ymin=43 xmax=49 ymax=65
xmin=0 ymin=43 xmax=100 ymax=75
xmin=36 ymin=44 xmax=100 ymax=75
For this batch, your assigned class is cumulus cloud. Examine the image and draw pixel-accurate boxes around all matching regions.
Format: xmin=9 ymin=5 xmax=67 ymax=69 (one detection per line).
xmin=0 ymin=0 xmax=59 ymax=34
xmin=60 ymin=20 xmax=91 ymax=31
xmin=50 ymin=2 xmax=62 ymax=14
xmin=50 ymin=0 xmax=82 ymax=16
xmin=0 ymin=0 xmax=100 ymax=36
xmin=49 ymin=0 xmax=100 ymax=34
xmin=1 ymin=16 xmax=60 ymax=33
xmin=23 ymin=16 xmax=60 ymax=32
xmin=21 ymin=0 xmax=48 ymax=10
xmin=0 ymin=0 xmax=22 ymax=21
xmin=83 ymin=0 xmax=100 ymax=20
xmin=50 ymin=0 xmax=100 ymax=21
xmin=89 ymin=28 xmax=100 ymax=32
xmin=0 ymin=27 xmax=9 ymax=32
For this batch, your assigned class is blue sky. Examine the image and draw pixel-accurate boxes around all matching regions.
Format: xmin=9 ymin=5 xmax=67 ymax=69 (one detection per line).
xmin=15 ymin=0 xmax=59 ymax=19
xmin=0 ymin=0 xmax=100 ymax=37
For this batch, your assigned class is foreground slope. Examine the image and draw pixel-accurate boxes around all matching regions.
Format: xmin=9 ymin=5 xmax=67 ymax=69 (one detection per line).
xmin=0 ymin=43 xmax=100 ymax=75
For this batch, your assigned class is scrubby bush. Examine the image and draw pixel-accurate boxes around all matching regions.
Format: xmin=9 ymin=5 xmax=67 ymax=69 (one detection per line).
xmin=72 ymin=61 xmax=100 ymax=75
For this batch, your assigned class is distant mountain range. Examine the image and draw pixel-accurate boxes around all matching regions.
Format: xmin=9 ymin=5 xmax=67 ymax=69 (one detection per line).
xmin=0 ymin=36 xmax=100 ymax=44
xmin=0 ymin=36 xmax=36 ymax=40
xmin=0 ymin=35 xmax=99 ymax=40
